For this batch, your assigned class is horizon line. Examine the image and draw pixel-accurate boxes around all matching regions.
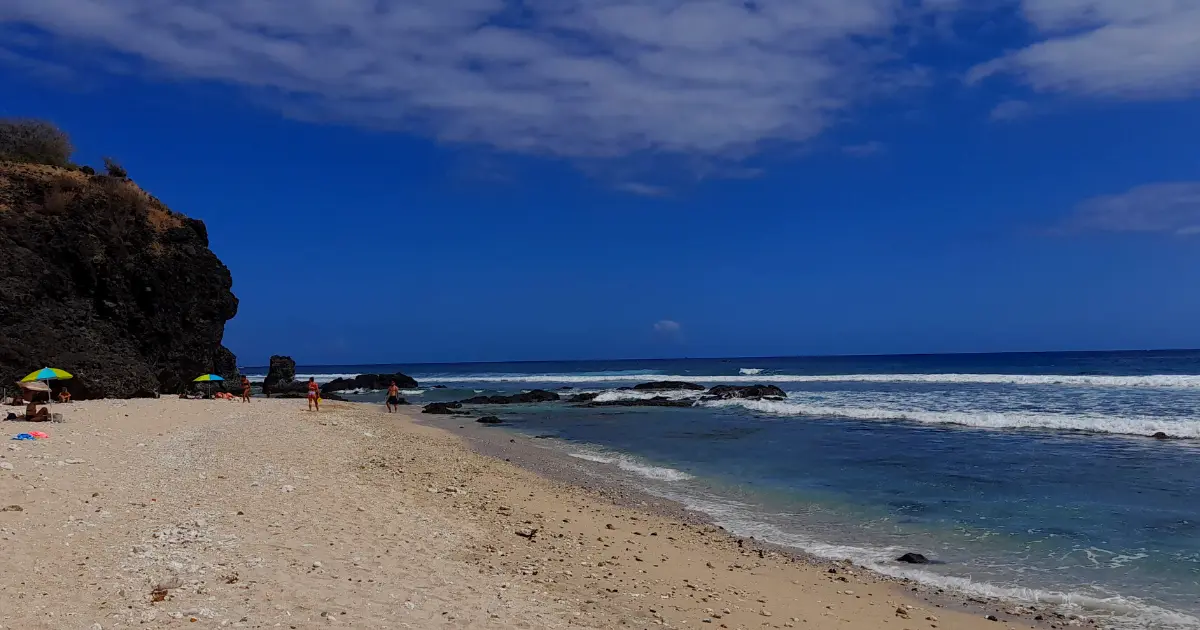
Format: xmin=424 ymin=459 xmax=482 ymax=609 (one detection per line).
xmin=237 ymin=347 xmax=1200 ymax=369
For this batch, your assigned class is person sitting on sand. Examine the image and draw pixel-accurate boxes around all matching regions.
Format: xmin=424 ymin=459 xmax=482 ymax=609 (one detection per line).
xmin=307 ymin=377 xmax=320 ymax=412
xmin=24 ymin=401 xmax=51 ymax=422
xmin=58 ymin=389 xmax=71 ymax=403
xmin=241 ymin=376 xmax=251 ymax=403
xmin=386 ymin=380 xmax=401 ymax=413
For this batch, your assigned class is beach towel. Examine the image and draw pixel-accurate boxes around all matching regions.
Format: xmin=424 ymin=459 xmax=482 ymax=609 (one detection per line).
xmin=12 ymin=433 xmax=34 ymax=440
xmin=29 ymin=431 xmax=49 ymax=439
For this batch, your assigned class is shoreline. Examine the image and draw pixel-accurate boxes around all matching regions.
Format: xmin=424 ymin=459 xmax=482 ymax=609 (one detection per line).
xmin=0 ymin=398 xmax=1090 ymax=629
xmin=420 ymin=411 xmax=1067 ymax=630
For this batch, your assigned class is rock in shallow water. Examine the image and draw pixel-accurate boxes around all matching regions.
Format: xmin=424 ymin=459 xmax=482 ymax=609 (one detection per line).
xmin=896 ymin=552 xmax=931 ymax=564
xmin=476 ymin=416 xmax=503 ymax=425
xmin=423 ymin=402 xmax=462 ymax=415
xmin=702 ymin=385 xmax=787 ymax=400
xmin=322 ymin=372 xmax=418 ymax=392
xmin=586 ymin=396 xmax=695 ymax=408
xmin=458 ymin=390 xmax=560 ymax=405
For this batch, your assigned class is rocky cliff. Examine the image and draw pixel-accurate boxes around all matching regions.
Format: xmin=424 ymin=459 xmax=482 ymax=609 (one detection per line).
xmin=0 ymin=162 xmax=239 ymax=398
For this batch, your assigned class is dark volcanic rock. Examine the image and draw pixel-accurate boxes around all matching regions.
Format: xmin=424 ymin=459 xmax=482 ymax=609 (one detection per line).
xmin=476 ymin=416 xmax=503 ymax=425
xmin=0 ymin=163 xmax=239 ymax=399
xmin=568 ymin=392 xmax=599 ymax=403
xmin=423 ymin=402 xmax=462 ymax=415
xmin=632 ymin=381 xmax=705 ymax=391
xmin=1150 ymin=432 xmax=1180 ymax=440
xmin=896 ymin=553 xmax=930 ymax=564
xmin=262 ymin=355 xmax=297 ymax=396
xmin=586 ymin=396 xmax=695 ymax=409
xmin=322 ymin=372 xmax=418 ymax=392
xmin=702 ymin=385 xmax=788 ymax=401
xmin=458 ymin=390 xmax=560 ymax=405
xmin=431 ymin=385 xmax=447 ymax=389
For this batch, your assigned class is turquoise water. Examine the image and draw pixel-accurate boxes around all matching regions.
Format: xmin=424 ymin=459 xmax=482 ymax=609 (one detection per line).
xmin=245 ymin=351 xmax=1200 ymax=628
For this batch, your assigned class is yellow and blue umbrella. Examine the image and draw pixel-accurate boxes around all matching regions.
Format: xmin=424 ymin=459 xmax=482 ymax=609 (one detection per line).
xmin=21 ymin=367 xmax=73 ymax=383
xmin=20 ymin=367 xmax=73 ymax=402
xmin=192 ymin=374 xmax=225 ymax=382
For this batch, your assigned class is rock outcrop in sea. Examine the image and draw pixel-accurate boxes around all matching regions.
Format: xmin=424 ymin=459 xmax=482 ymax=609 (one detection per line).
xmin=0 ymin=142 xmax=239 ymax=399
xmin=322 ymin=373 xmax=418 ymax=392
xmin=262 ymin=355 xmax=299 ymax=396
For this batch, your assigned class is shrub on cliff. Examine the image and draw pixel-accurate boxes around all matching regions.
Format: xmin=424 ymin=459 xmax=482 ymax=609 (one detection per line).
xmin=103 ymin=156 xmax=128 ymax=178
xmin=0 ymin=119 xmax=74 ymax=168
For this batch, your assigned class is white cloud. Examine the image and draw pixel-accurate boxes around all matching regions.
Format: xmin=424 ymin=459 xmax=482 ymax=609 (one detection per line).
xmin=616 ymin=182 xmax=672 ymax=197
xmin=842 ymin=141 xmax=885 ymax=157
xmin=970 ymin=1 xmax=1200 ymax=99
xmin=0 ymin=0 xmax=956 ymax=160
xmin=654 ymin=320 xmax=682 ymax=334
xmin=989 ymin=99 xmax=1032 ymax=121
xmin=1066 ymin=182 xmax=1200 ymax=235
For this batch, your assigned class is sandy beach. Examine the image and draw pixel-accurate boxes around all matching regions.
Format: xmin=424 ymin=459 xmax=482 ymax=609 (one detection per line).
xmin=1 ymin=398 xmax=1053 ymax=629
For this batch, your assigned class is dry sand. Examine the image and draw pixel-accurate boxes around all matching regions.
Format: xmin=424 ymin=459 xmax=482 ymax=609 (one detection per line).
xmin=0 ymin=399 xmax=1054 ymax=629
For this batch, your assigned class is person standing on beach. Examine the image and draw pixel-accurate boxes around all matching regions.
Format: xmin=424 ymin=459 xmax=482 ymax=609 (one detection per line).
xmin=241 ymin=376 xmax=251 ymax=403
xmin=385 ymin=380 xmax=401 ymax=413
xmin=307 ymin=377 xmax=320 ymax=412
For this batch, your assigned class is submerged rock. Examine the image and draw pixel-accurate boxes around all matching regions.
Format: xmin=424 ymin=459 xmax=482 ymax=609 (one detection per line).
xmin=702 ymin=385 xmax=787 ymax=400
xmin=896 ymin=552 xmax=931 ymax=564
xmin=568 ymin=392 xmax=599 ymax=403
xmin=632 ymin=381 xmax=706 ymax=391
xmin=476 ymin=416 xmax=503 ymax=425
xmin=422 ymin=402 xmax=462 ymax=415
xmin=1150 ymin=432 xmax=1180 ymax=440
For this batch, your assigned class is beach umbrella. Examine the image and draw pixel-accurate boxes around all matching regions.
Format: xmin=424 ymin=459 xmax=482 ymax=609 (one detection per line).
xmin=20 ymin=367 xmax=73 ymax=401
xmin=21 ymin=367 xmax=73 ymax=383
xmin=191 ymin=374 xmax=225 ymax=398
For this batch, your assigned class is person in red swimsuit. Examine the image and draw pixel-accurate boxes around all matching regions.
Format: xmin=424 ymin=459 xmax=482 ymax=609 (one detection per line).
xmin=241 ymin=376 xmax=251 ymax=403
xmin=307 ymin=377 xmax=320 ymax=412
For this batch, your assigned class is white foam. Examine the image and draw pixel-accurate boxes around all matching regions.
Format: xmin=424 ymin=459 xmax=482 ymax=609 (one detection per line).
xmin=424 ymin=372 xmax=1200 ymax=389
xmin=242 ymin=373 xmax=361 ymax=384
xmin=739 ymin=368 xmax=763 ymax=375
xmin=567 ymin=450 xmax=694 ymax=482
xmin=662 ymin=494 xmax=1200 ymax=630
xmin=701 ymin=399 xmax=1200 ymax=439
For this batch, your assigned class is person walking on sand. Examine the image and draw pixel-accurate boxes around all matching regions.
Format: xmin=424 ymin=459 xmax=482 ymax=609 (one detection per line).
xmin=241 ymin=375 xmax=251 ymax=403
xmin=385 ymin=380 xmax=401 ymax=413
xmin=307 ymin=377 xmax=320 ymax=412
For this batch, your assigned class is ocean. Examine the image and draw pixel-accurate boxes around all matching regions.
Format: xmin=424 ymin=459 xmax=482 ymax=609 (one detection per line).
xmin=244 ymin=351 xmax=1200 ymax=629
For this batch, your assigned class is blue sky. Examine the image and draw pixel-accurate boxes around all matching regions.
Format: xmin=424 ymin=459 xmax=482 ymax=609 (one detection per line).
xmin=2 ymin=0 xmax=1199 ymax=365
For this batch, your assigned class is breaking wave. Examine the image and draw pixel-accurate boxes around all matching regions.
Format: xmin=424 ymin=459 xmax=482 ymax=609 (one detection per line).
xmin=567 ymin=449 xmax=694 ymax=482
xmin=425 ymin=372 xmax=1200 ymax=389
xmin=701 ymin=399 xmax=1200 ymax=439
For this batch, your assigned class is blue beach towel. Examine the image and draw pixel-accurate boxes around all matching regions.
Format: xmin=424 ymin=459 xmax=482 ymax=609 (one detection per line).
xmin=12 ymin=433 xmax=34 ymax=440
